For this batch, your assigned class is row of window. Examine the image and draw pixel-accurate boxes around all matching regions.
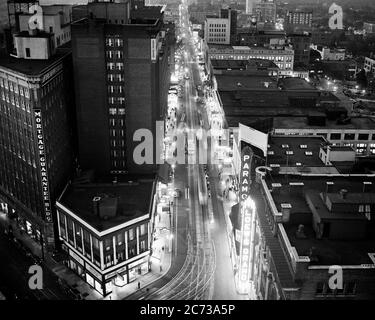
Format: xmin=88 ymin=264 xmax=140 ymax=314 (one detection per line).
xmin=107 ymin=74 xmax=125 ymax=82
xmin=329 ymin=132 xmax=375 ymax=141
xmin=210 ymin=54 xmax=293 ymax=63
xmin=106 ymin=38 xmax=124 ymax=47
xmin=106 ymin=51 xmax=124 ymax=60
xmin=108 ymin=97 xmax=125 ymax=105
xmin=109 ymin=108 xmax=125 ymax=115
xmin=59 ymin=212 xmax=148 ymax=267
xmin=0 ymin=79 xmax=30 ymax=98
xmin=208 ymin=23 xmax=226 ymax=28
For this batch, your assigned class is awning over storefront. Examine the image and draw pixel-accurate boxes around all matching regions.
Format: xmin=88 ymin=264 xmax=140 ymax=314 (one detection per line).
xmin=158 ymin=163 xmax=170 ymax=185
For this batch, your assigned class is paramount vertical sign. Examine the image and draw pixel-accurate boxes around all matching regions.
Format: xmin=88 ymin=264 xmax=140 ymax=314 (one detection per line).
xmin=239 ymin=146 xmax=253 ymax=201
xmin=34 ymin=109 xmax=53 ymax=223
xmin=237 ymin=145 xmax=254 ymax=294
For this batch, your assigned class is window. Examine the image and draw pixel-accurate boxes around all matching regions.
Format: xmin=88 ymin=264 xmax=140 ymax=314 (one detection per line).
xmin=359 ymin=205 xmax=364 ymax=213
xmin=286 ymin=150 xmax=294 ymax=155
xmin=330 ymin=133 xmax=341 ymax=140
xmin=140 ymin=240 xmax=146 ymax=253
xmin=358 ymin=133 xmax=369 ymax=140
xmin=140 ymin=223 xmax=147 ymax=236
xmin=25 ymin=48 xmax=30 ymax=58
xmin=128 ymin=228 xmax=135 ymax=241
xmin=59 ymin=213 xmax=66 ymax=239
xmin=344 ymin=133 xmax=355 ymax=140
xmin=305 ymin=151 xmax=313 ymax=156
xmin=116 ymin=233 xmax=124 ymax=246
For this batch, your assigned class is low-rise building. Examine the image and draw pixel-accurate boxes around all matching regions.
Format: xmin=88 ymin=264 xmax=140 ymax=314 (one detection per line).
xmin=56 ymin=178 xmax=156 ymax=296
xmin=206 ymin=44 xmax=294 ymax=71
xmin=230 ymin=133 xmax=375 ymax=299
xmin=312 ymin=45 xmax=346 ymax=61
xmin=364 ymin=56 xmax=375 ymax=74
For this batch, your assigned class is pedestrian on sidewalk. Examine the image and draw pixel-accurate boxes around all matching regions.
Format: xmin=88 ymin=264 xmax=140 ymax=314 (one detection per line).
xmin=137 ymin=282 xmax=141 ymax=290
xmin=160 ymin=265 xmax=163 ymax=272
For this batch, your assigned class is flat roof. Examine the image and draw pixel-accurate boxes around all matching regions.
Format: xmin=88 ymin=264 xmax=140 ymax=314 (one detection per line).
xmin=274 ymin=116 xmax=375 ymax=130
xmin=279 ymin=77 xmax=318 ymax=91
xmin=59 ymin=179 xmax=155 ymax=232
xmin=0 ymin=44 xmax=71 ymax=76
xmin=216 ymin=74 xmax=278 ymax=91
xmin=265 ymin=175 xmax=375 ymax=265
xmin=267 ymin=135 xmax=326 ymax=167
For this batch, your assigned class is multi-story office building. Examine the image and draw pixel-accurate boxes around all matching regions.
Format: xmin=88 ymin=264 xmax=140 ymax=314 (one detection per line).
xmin=285 ymin=10 xmax=313 ymax=33
xmin=237 ymin=29 xmax=286 ymax=47
xmin=230 ymin=133 xmax=375 ymax=299
xmin=287 ymin=33 xmax=311 ymax=67
xmin=204 ymin=8 xmax=237 ymax=45
xmin=56 ymin=179 xmax=156 ymax=296
xmin=311 ymin=45 xmax=346 ymax=61
xmin=71 ymin=1 xmax=170 ymax=176
xmin=206 ymin=44 xmax=294 ymax=71
xmin=364 ymin=56 xmax=375 ymax=74
xmin=254 ymin=0 xmax=276 ymax=24
xmin=0 ymin=6 xmax=76 ymax=251
xmin=220 ymin=8 xmax=237 ymax=45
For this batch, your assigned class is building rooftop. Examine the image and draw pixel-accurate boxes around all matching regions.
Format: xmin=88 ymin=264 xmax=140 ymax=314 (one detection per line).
xmin=267 ymin=135 xmax=327 ymax=167
xmin=267 ymin=176 xmax=375 ymax=265
xmin=59 ymin=179 xmax=155 ymax=232
xmin=0 ymin=44 xmax=71 ymax=76
xmin=279 ymin=77 xmax=318 ymax=91
xmin=262 ymin=134 xmax=375 ymax=266
xmin=216 ymin=74 xmax=278 ymax=91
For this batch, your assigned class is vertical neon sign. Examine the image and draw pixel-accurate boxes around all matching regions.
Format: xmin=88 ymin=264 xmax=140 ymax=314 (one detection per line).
xmin=238 ymin=146 xmax=254 ymax=294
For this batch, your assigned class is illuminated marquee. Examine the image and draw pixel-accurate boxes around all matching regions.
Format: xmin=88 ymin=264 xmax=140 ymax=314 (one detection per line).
xmin=34 ymin=109 xmax=53 ymax=223
xmin=237 ymin=145 xmax=254 ymax=293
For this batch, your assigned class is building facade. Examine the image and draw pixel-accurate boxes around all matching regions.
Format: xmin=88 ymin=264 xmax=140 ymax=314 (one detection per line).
xmin=207 ymin=44 xmax=294 ymax=71
xmin=364 ymin=56 xmax=375 ymax=74
xmin=0 ymin=39 xmax=76 ymax=251
xmin=254 ymin=0 xmax=276 ymax=24
xmin=230 ymin=132 xmax=375 ymax=299
xmin=285 ymin=10 xmax=313 ymax=33
xmin=56 ymin=180 xmax=156 ymax=296
xmin=71 ymin=1 xmax=170 ymax=176
xmin=287 ymin=33 xmax=311 ymax=67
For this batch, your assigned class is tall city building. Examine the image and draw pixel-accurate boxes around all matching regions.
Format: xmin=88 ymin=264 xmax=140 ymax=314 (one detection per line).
xmin=285 ymin=10 xmax=313 ymax=33
xmin=71 ymin=1 xmax=170 ymax=176
xmin=204 ymin=8 xmax=237 ymax=45
xmin=0 ymin=4 xmax=76 ymax=252
xmin=246 ymin=0 xmax=259 ymax=15
xmin=254 ymin=0 xmax=276 ymax=24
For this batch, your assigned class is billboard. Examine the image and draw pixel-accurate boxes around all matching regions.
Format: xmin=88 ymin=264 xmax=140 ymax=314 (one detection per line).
xmin=239 ymin=123 xmax=268 ymax=157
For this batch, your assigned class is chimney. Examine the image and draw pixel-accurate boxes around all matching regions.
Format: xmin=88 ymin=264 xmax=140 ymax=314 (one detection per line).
xmin=289 ymin=182 xmax=304 ymax=195
xmin=339 ymin=189 xmax=348 ymax=199
xmin=281 ymin=203 xmax=292 ymax=223
xmin=93 ymin=196 xmax=101 ymax=217
xmin=363 ymin=181 xmax=372 ymax=193
xmin=326 ymin=181 xmax=334 ymax=193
